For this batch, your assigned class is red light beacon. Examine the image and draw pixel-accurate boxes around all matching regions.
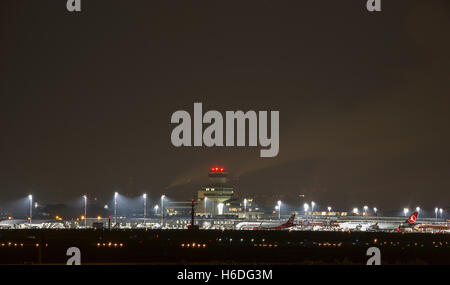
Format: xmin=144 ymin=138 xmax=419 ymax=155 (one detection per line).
xmin=210 ymin=167 xmax=225 ymax=173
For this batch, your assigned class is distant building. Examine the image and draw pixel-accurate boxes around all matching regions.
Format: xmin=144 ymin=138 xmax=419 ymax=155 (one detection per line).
xmin=165 ymin=201 xmax=192 ymax=217
xmin=197 ymin=167 xmax=234 ymax=216
xmin=304 ymin=211 xmax=348 ymax=217
xmin=224 ymin=198 xmax=264 ymax=219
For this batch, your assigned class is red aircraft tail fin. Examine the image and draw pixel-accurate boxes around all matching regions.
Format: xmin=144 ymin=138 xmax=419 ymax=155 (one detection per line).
xmin=405 ymin=212 xmax=418 ymax=224
xmin=284 ymin=214 xmax=296 ymax=227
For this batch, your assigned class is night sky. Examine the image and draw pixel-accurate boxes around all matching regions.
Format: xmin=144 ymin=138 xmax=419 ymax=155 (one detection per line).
xmin=1 ymin=0 xmax=449 ymax=211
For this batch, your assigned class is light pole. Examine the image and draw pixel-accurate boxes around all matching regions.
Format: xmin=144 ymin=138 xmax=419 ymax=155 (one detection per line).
xmin=28 ymin=195 xmax=33 ymax=224
xmin=311 ymin=201 xmax=315 ymax=213
xmin=204 ymin=197 xmax=208 ymax=217
xmin=114 ymin=192 xmax=118 ymax=224
xmin=327 ymin=206 xmax=331 ymax=212
xmin=277 ymin=200 xmax=282 ymax=220
xmin=403 ymin=208 xmax=409 ymax=217
xmin=154 ymin=205 xmax=159 ymax=215
xmin=373 ymin=207 xmax=378 ymax=216
xmin=363 ymin=205 xmax=368 ymax=215
xmin=83 ymin=195 xmax=87 ymax=227
xmin=416 ymin=207 xmax=420 ymax=213
xmin=440 ymin=208 xmax=443 ymax=219
xmin=244 ymin=198 xmax=248 ymax=219
xmin=161 ymin=194 xmax=165 ymax=227
xmin=143 ymin=193 xmax=147 ymax=224
xmin=435 ymin=207 xmax=438 ymax=221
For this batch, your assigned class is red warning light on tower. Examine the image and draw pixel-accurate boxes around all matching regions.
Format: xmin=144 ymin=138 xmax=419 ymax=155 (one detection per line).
xmin=210 ymin=167 xmax=225 ymax=172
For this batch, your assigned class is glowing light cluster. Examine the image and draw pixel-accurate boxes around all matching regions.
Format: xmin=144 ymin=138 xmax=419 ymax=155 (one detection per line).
xmin=181 ymin=243 xmax=207 ymax=248
xmin=97 ymin=242 xmax=124 ymax=248
xmin=210 ymin=167 xmax=225 ymax=172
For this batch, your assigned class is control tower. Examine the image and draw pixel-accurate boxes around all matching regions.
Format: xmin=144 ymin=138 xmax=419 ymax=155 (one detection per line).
xmin=197 ymin=167 xmax=234 ymax=217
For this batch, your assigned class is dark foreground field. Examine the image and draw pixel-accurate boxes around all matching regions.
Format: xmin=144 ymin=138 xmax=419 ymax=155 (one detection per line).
xmin=0 ymin=229 xmax=449 ymax=265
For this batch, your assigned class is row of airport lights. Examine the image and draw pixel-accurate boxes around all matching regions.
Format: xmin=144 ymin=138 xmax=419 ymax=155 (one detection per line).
xmin=27 ymin=193 xmax=168 ymax=226
xmin=401 ymin=207 xmax=444 ymax=220
xmin=270 ymin=199 xmax=446 ymax=221
xmin=26 ymin=194 xmax=446 ymax=223
xmin=113 ymin=192 xmax=167 ymax=225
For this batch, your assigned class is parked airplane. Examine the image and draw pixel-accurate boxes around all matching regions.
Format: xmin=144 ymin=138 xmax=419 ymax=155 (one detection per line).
xmin=235 ymin=214 xmax=296 ymax=230
xmin=397 ymin=212 xmax=450 ymax=233
xmin=397 ymin=212 xmax=418 ymax=232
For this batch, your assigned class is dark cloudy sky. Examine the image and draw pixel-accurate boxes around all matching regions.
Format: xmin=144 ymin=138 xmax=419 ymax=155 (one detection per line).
xmin=1 ymin=0 xmax=449 ymax=211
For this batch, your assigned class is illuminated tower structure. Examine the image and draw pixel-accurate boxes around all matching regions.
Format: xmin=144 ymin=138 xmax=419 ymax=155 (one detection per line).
xmin=197 ymin=167 xmax=234 ymax=217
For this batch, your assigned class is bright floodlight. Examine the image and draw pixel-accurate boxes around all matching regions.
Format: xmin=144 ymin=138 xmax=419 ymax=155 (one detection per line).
xmin=435 ymin=207 xmax=438 ymax=213
xmin=113 ymin=192 xmax=119 ymax=224
xmin=352 ymin=208 xmax=359 ymax=214
xmin=303 ymin=203 xmax=309 ymax=211
xmin=143 ymin=193 xmax=147 ymax=222
xmin=373 ymin=207 xmax=377 ymax=213
xmin=440 ymin=208 xmax=443 ymax=214
xmin=327 ymin=206 xmax=331 ymax=212
xmin=83 ymin=194 xmax=87 ymax=227
xmin=403 ymin=208 xmax=409 ymax=216
xmin=160 ymin=195 xmax=166 ymax=226
xmin=217 ymin=203 xmax=224 ymax=215
xmin=416 ymin=207 xmax=420 ymax=212
xmin=28 ymin=194 xmax=33 ymax=224
xmin=363 ymin=205 xmax=368 ymax=211
xmin=243 ymin=198 xmax=247 ymax=206
xmin=276 ymin=201 xmax=282 ymax=220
